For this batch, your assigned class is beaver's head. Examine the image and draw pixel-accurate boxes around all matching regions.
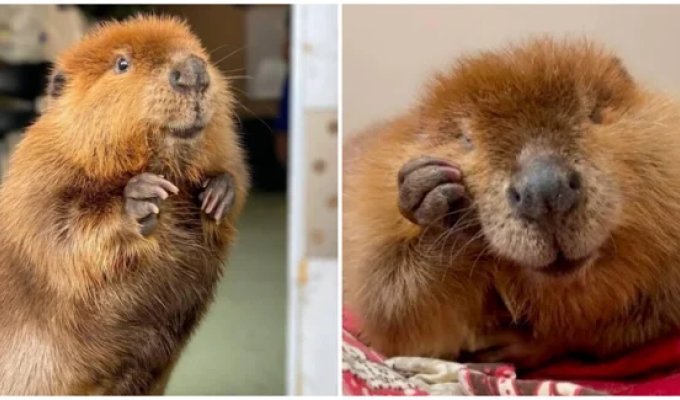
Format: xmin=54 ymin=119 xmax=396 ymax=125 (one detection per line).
xmin=419 ymin=38 xmax=640 ymax=276
xmin=48 ymin=15 xmax=228 ymax=144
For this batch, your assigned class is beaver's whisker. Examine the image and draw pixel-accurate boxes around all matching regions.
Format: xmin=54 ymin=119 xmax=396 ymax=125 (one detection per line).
xmin=220 ymin=67 xmax=247 ymax=75
xmin=213 ymin=46 xmax=248 ymax=65
xmin=226 ymin=75 xmax=254 ymax=81
xmin=208 ymin=42 xmax=233 ymax=55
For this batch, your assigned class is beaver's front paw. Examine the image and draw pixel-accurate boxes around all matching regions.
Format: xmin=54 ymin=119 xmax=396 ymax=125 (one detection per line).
xmin=199 ymin=173 xmax=235 ymax=221
xmin=124 ymin=173 xmax=179 ymax=236
xmin=466 ymin=330 xmax=564 ymax=371
xmin=398 ymin=156 xmax=467 ymax=227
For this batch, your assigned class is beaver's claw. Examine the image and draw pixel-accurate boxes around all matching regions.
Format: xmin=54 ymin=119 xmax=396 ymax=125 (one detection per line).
xmin=199 ymin=173 xmax=235 ymax=221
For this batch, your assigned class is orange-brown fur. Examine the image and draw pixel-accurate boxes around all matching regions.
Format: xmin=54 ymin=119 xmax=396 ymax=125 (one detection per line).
xmin=0 ymin=16 xmax=248 ymax=394
xmin=344 ymin=38 xmax=680 ymax=365
xmin=344 ymin=115 xmax=505 ymax=358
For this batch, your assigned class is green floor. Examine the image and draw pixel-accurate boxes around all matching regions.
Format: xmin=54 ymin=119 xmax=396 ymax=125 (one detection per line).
xmin=165 ymin=192 xmax=287 ymax=395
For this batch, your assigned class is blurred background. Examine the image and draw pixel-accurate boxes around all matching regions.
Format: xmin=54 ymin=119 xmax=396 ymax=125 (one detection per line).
xmin=343 ymin=5 xmax=680 ymax=136
xmin=0 ymin=4 xmax=338 ymax=396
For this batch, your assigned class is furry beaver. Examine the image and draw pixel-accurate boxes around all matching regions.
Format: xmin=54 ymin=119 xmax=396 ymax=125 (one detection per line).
xmin=344 ymin=38 xmax=680 ymax=369
xmin=0 ymin=16 xmax=249 ymax=394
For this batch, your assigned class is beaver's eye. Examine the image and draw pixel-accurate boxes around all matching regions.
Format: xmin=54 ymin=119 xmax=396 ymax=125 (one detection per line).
xmin=459 ymin=132 xmax=474 ymax=150
xmin=115 ymin=56 xmax=130 ymax=73
xmin=457 ymin=119 xmax=474 ymax=150
xmin=589 ymin=106 xmax=603 ymax=124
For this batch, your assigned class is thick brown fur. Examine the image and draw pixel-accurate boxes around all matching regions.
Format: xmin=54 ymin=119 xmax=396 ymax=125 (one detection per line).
xmin=343 ymin=111 xmax=506 ymax=358
xmin=344 ymin=37 xmax=680 ymax=367
xmin=0 ymin=15 xmax=249 ymax=394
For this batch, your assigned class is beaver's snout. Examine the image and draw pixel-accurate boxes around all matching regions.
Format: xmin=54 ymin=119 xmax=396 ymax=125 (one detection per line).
xmin=507 ymin=155 xmax=582 ymax=223
xmin=169 ymin=54 xmax=209 ymax=93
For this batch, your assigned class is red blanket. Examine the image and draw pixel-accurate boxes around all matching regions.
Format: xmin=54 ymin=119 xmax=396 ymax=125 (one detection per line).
xmin=343 ymin=309 xmax=680 ymax=395
xmin=528 ymin=335 xmax=680 ymax=395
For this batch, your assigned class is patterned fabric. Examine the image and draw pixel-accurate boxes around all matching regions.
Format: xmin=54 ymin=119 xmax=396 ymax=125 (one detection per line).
xmin=343 ymin=328 xmax=428 ymax=395
xmin=342 ymin=325 xmax=602 ymax=396
xmin=343 ymin=309 xmax=680 ymax=396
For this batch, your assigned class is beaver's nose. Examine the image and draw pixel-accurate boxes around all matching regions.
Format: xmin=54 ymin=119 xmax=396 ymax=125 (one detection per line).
xmin=169 ymin=55 xmax=209 ymax=92
xmin=507 ymin=156 xmax=582 ymax=222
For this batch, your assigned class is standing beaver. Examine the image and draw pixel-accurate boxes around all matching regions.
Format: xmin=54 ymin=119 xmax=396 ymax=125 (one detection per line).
xmin=0 ymin=16 xmax=249 ymax=394
xmin=344 ymin=38 xmax=680 ymax=369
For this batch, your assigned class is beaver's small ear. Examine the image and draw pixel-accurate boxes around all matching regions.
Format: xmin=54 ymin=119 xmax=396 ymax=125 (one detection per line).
xmin=609 ymin=56 xmax=633 ymax=84
xmin=47 ymin=70 xmax=66 ymax=98
xmin=587 ymin=56 xmax=636 ymax=124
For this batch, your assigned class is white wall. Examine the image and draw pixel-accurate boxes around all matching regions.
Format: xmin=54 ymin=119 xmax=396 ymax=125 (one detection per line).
xmin=343 ymin=5 xmax=680 ymax=136
xmin=287 ymin=4 xmax=338 ymax=396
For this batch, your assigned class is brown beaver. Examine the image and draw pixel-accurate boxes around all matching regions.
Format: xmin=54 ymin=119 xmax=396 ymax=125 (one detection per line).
xmin=0 ymin=15 xmax=249 ymax=394
xmin=344 ymin=37 xmax=680 ymax=369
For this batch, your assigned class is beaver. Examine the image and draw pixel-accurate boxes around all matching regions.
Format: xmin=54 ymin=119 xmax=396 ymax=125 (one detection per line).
xmin=344 ymin=37 xmax=680 ymax=369
xmin=0 ymin=15 xmax=249 ymax=394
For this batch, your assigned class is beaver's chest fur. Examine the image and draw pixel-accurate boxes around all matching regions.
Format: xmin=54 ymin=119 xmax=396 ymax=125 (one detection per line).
xmin=0 ymin=175 xmax=233 ymax=394
xmin=76 ymin=181 xmax=230 ymax=392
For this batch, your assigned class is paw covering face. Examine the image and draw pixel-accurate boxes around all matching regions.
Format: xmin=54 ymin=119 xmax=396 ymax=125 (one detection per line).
xmin=418 ymin=38 xmax=637 ymax=273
